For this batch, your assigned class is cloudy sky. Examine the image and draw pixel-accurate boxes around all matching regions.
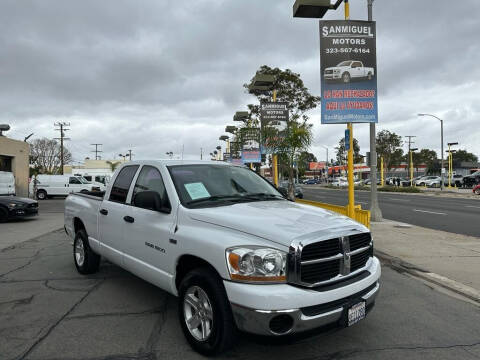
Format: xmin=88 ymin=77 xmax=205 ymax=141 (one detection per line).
xmin=2 ymin=0 xmax=479 ymax=164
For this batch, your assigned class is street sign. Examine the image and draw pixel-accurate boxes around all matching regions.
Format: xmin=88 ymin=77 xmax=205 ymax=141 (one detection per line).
xmin=260 ymin=102 xmax=289 ymax=131
xmin=345 ymin=129 xmax=350 ymax=150
xmin=319 ymin=20 xmax=378 ymax=124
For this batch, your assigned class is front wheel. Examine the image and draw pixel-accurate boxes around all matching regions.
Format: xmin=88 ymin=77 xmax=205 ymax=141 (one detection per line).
xmin=367 ymin=72 xmax=372 ymax=80
xmin=73 ymin=229 xmax=101 ymax=274
xmin=475 ymin=188 xmax=480 ymax=195
xmin=342 ymin=72 xmax=351 ymax=83
xmin=178 ymin=267 xmax=235 ymax=356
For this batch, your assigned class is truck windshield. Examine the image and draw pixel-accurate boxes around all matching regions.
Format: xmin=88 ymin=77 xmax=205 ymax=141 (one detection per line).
xmin=78 ymin=177 xmax=90 ymax=184
xmin=168 ymin=164 xmax=284 ymax=208
xmin=337 ymin=61 xmax=352 ymax=66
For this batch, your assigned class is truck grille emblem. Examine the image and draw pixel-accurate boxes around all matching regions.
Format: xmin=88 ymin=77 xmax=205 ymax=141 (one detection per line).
xmin=340 ymin=236 xmax=351 ymax=275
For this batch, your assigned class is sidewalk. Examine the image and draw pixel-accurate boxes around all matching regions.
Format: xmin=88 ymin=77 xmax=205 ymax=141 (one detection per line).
xmin=372 ymin=221 xmax=480 ymax=302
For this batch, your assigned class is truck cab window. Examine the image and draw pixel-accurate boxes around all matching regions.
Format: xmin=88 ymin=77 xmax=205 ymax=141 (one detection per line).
xmin=109 ymin=165 xmax=139 ymax=203
xmin=132 ymin=166 xmax=169 ymax=209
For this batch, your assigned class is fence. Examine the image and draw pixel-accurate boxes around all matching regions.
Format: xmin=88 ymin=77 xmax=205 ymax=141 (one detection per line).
xmin=296 ymin=199 xmax=371 ymax=228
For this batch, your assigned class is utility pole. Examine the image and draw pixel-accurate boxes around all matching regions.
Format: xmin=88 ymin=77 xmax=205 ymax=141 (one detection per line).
xmin=405 ymin=136 xmax=416 ymax=181
xmin=54 ymin=122 xmax=70 ymax=175
xmin=200 ymin=147 xmax=203 ymax=160
xmin=127 ymin=149 xmax=134 ymax=161
xmin=91 ymin=143 xmax=103 ymax=160
xmin=367 ymin=0 xmax=382 ymax=221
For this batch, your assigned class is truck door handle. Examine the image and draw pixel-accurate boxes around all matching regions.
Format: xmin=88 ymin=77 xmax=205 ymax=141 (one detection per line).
xmin=123 ymin=216 xmax=134 ymax=223
xmin=99 ymin=209 xmax=108 ymax=215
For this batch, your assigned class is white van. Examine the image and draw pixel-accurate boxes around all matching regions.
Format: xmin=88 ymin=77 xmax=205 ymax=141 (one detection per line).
xmin=30 ymin=175 xmax=105 ymax=200
xmin=0 ymin=171 xmax=15 ymax=196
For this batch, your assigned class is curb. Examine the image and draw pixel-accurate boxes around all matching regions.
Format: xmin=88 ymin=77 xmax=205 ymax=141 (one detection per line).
xmin=375 ymin=249 xmax=480 ymax=305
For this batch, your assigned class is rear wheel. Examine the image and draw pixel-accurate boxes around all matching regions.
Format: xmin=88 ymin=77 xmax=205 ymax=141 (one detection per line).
xmin=36 ymin=190 xmax=47 ymax=200
xmin=73 ymin=229 xmax=100 ymax=274
xmin=367 ymin=72 xmax=372 ymax=80
xmin=178 ymin=267 xmax=235 ymax=356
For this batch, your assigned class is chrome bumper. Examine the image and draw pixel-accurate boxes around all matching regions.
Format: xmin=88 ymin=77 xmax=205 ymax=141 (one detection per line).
xmin=231 ymin=281 xmax=379 ymax=336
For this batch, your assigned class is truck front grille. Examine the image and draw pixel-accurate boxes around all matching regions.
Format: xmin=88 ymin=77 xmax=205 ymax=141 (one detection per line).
xmin=289 ymin=232 xmax=373 ymax=287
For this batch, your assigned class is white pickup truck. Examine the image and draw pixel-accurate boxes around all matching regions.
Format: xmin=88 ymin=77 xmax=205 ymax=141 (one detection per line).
xmin=324 ymin=60 xmax=374 ymax=83
xmin=64 ymin=160 xmax=380 ymax=355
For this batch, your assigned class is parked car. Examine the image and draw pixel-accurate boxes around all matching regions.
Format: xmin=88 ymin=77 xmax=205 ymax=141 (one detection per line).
xmin=278 ymin=181 xmax=304 ymax=199
xmin=331 ymin=178 xmax=348 ymax=187
xmin=424 ymin=176 xmax=442 ymax=188
xmin=473 ymin=184 xmax=480 ymax=195
xmin=0 ymin=171 xmax=15 ymax=196
xmin=446 ymin=174 xmax=463 ymax=187
xmin=324 ymin=60 xmax=374 ymax=83
xmin=0 ymin=196 xmax=38 ymax=222
xmin=415 ymin=176 xmax=439 ymax=186
xmin=304 ymin=178 xmax=317 ymax=185
xmin=364 ymin=178 xmax=380 ymax=185
xmin=65 ymin=160 xmax=380 ymax=355
xmin=31 ymin=175 xmax=106 ymax=200
xmin=462 ymin=171 xmax=480 ymax=188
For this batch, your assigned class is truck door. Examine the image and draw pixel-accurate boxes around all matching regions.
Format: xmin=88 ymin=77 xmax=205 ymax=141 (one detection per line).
xmin=122 ymin=165 xmax=175 ymax=291
xmin=352 ymin=61 xmax=364 ymax=78
xmin=98 ymin=165 xmax=139 ymax=266
xmin=68 ymin=177 xmax=84 ymax=194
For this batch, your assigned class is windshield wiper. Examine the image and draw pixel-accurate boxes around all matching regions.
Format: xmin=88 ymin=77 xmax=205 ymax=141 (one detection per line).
xmin=241 ymin=193 xmax=285 ymax=201
xmin=186 ymin=195 xmax=246 ymax=206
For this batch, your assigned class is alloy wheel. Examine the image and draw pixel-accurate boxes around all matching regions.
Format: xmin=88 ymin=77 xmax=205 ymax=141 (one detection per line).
xmin=183 ymin=286 xmax=214 ymax=342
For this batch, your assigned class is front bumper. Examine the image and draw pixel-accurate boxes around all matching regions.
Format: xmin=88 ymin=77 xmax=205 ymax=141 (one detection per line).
xmin=324 ymin=73 xmax=341 ymax=80
xmin=8 ymin=207 xmax=38 ymax=219
xmin=225 ymin=256 xmax=381 ymax=336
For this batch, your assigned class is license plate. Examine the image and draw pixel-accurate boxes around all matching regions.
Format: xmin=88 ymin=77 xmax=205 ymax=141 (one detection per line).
xmin=347 ymin=301 xmax=366 ymax=327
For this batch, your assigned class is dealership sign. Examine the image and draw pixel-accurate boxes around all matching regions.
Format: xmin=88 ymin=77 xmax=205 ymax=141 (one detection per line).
xmin=260 ymin=102 xmax=289 ymax=130
xmin=240 ymin=128 xmax=262 ymax=164
xmin=319 ymin=20 xmax=378 ymax=124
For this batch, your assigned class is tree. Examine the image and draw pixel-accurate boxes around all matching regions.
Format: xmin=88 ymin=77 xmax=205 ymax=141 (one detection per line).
xmin=376 ymin=130 xmax=403 ymax=170
xmin=452 ymin=149 xmax=478 ymax=164
xmin=30 ymin=138 xmax=72 ymax=174
xmin=297 ymin=151 xmax=317 ymax=177
xmin=335 ymin=137 xmax=363 ymax=165
xmin=417 ymin=149 xmax=438 ymax=174
xmin=245 ymin=66 xmax=320 ymax=200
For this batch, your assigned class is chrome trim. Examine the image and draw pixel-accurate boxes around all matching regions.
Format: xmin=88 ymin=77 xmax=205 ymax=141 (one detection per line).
xmin=288 ymin=228 xmax=372 ymax=288
xmin=340 ymin=236 xmax=351 ymax=275
xmin=301 ymin=253 xmax=343 ymax=265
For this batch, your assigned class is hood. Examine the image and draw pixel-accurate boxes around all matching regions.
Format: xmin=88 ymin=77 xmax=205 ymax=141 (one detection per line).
xmin=0 ymin=196 xmax=37 ymax=205
xmin=186 ymin=200 xmax=366 ymax=247
xmin=325 ymin=66 xmax=346 ymax=71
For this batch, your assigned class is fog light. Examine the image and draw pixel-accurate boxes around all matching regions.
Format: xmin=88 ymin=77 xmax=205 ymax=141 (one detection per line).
xmin=269 ymin=314 xmax=294 ymax=335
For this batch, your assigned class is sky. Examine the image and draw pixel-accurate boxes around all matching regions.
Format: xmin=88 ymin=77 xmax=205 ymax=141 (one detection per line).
xmin=2 ymin=0 xmax=479 ymax=164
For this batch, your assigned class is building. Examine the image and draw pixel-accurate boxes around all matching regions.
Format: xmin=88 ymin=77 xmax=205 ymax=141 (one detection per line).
xmin=0 ymin=135 xmax=30 ymax=197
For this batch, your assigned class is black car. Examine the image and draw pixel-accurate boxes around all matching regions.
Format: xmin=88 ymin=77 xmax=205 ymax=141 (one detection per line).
xmin=0 ymin=196 xmax=39 ymax=222
xmin=462 ymin=171 xmax=480 ymax=188
xmin=278 ymin=181 xmax=304 ymax=199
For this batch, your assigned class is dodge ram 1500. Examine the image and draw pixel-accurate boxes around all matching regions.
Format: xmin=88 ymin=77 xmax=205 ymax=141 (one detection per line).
xmin=65 ymin=160 xmax=380 ymax=355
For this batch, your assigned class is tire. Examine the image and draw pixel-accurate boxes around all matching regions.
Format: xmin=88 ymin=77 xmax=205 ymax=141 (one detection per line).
xmin=36 ymin=190 xmax=47 ymax=200
xmin=475 ymin=188 xmax=480 ymax=195
xmin=0 ymin=207 xmax=8 ymax=223
xmin=367 ymin=72 xmax=372 ymax=80
xmin=342 ymin=72 xmax=351 ymax=83
xmin=178 ymin=267 xmax=235 ymax=356
xmin=73 ymin=229 xmax=101 ymax=275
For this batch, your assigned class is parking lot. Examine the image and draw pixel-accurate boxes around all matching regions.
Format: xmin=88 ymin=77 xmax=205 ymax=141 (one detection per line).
xmin=1 ymin=199 xmax=479 ymax=360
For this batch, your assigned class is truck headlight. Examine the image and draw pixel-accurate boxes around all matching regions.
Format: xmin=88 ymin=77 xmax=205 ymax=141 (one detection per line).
xmin=226 ymin=247 xmax=287 ymax=283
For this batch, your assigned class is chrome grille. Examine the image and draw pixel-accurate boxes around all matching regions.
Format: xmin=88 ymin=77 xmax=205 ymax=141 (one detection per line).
xmin=289 ymin=232 xmax=373 ymax=287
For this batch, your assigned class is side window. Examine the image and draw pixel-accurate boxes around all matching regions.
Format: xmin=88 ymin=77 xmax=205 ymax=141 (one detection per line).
xmin=132 ymin=166 xmax=169 ymax=208
xmin=69 ymin=177 xmax=82 ymax=184
xmin=109 ymin=166 xmax=139 ymax=203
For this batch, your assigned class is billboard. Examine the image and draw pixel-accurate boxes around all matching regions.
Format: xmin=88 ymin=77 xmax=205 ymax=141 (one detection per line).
xmin=240 ymin=128 xmax=262 ymax=164
xmin=260 ymin=102 xmax=289 ymax=131
xmin=319 ymin=20 xmax=378 ymax=124
xmin=309 ymin=162 xmax=326 ymax=170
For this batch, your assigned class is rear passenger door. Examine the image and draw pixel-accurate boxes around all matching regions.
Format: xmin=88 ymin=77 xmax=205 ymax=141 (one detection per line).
xmin=122 ymin=165 xmax=175 ymax=291
xmin=98 ymin=165 xmax=139 ymax=266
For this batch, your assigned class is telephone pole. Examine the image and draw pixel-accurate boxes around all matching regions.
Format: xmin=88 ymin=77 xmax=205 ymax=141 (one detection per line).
xmin=54 ymin=122 xmax=70 ymax=175
xmin=127 ymin=149 xmax=134 ymax=161
xmin=91 ymin=143 xmax=103 ymax=160
xmin=405 ymin=135 xmax=416 ymax=179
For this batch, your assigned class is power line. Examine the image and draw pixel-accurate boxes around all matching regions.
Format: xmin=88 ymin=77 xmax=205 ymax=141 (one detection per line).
xmin=91 ymin=143 xmax=103 ymax=160
xmin=54 ymin=122 xmax=70 ymax=175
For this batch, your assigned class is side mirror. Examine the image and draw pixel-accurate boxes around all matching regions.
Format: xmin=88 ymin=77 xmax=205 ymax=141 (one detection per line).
xmin=133 ymin=191 xmax=171 ymax=213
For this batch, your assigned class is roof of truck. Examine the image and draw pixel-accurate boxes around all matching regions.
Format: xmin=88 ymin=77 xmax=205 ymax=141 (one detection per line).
xmin=120 ymin=160 xmax=243 ymax=167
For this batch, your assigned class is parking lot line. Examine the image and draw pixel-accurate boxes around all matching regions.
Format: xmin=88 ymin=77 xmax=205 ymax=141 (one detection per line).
xmin=413 ymin=209 xmax=447 ymax=216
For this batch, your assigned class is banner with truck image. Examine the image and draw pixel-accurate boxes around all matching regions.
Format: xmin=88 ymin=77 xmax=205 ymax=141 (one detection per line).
xmin=319 ymin=20 xmax=378 ymax=124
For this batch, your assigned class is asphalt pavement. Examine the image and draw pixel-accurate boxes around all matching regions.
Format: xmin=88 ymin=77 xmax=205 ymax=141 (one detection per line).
xmin=301 ymin=187 xmax=480 ymax=237
xmin=1 ymin=230 xmax=480 ymax=360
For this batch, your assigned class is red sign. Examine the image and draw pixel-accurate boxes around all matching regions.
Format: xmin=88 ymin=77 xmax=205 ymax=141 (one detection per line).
xmin=309 ymin=162 xmax=326 ymax=170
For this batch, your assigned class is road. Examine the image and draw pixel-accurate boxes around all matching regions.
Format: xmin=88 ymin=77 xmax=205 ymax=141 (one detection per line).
xmin=301 ymin=187 xmax=480 ymax=237
xmin=1 ymin=230 xmax=479 ymax=360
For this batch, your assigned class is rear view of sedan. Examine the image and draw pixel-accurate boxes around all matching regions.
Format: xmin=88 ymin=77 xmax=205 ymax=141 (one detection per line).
xmin=0 ymin=196 xmax=38 ymax=222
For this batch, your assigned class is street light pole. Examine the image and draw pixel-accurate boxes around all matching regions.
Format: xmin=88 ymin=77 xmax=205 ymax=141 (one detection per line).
xmin=418 ymin=113 xmax=444 ymax=190
xmin=322 ymin=146 xmax=329 ymax=184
